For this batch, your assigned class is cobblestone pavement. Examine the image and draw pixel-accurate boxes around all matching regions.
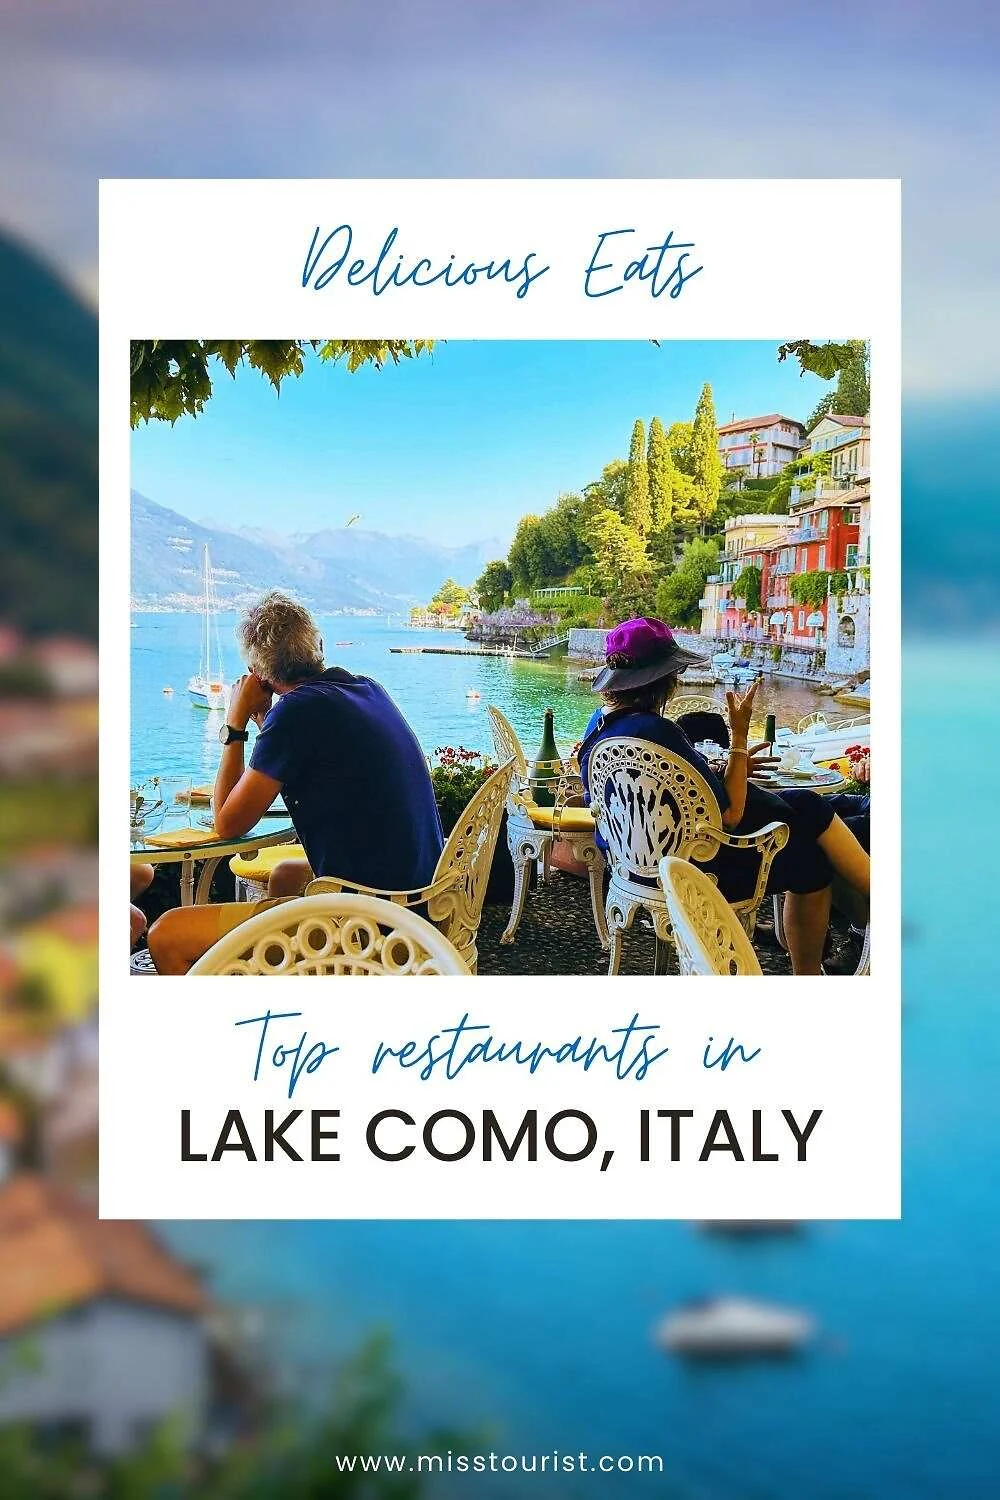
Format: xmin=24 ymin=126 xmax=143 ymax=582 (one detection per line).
xmin=478 ymin=869 xmax=862 ymax=976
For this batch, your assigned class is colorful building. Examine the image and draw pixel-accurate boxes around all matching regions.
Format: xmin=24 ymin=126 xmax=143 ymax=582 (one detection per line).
xmin=763 ymin=416 xmax=869 ymax=659
xmin=699 ymin=514 xmax=793 ymax=640
xmin=717 ymin=413 xmax=806 ymax=480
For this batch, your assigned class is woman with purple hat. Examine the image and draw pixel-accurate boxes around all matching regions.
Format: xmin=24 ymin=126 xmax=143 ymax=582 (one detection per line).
xmin=578 ymin=618 xmax=870 ymax=975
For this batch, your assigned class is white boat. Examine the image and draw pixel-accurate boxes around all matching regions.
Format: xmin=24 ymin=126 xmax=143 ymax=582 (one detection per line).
xmin=656 ymin=1296 xmax=814 ymax=1358
xmin=711 ymin=650 xmax=760 ymax=689
xmin=188 ymin=544 xmax=229 ymax=710
xmin=774 ymin=713 xmax=869 ymax=763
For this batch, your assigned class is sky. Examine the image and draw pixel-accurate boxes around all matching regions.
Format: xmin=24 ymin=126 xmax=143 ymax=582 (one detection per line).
xmin=2 ymin=0 xmax=998 ymax=399
xmin=129 ymin=340 xmax=831 ymax=547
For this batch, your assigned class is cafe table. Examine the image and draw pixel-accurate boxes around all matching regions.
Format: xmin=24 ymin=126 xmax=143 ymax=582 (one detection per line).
xmin=750 ymin=765 xmax=847 ymax=796
xmin=130 ymin=816 xmax=298 ymax=906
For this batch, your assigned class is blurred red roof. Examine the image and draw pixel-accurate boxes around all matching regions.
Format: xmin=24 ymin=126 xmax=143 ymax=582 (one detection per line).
xmin=0 ymin=1175 xmax=210 ymax=1336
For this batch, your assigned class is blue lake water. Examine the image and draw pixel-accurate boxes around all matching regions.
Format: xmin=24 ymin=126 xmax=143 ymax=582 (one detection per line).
xmin=131 ymin=611 xmax=830 ymax=782
xmin=137 ymin=630 xmax=999 ymax=1497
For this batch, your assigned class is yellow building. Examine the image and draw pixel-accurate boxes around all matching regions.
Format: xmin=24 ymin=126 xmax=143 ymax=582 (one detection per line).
xmin=699 ymin=514 xmax=794 ymax=641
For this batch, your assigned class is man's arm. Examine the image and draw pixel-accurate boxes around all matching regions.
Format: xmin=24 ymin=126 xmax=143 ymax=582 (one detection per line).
xmin=213 ymin=674 xmax=282 ymax=838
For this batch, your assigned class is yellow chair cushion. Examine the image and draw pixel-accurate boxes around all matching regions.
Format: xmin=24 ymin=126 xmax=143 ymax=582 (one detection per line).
xmin=526 ymin=805 xmax=596 ymax=833
xmin=229 ymin=843 xmax=306 ymax=880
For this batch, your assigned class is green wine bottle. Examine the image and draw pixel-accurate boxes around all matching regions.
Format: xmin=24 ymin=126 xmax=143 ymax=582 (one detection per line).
xmin=531 ymin=707 xmax=562 ymax=807
xmin=764 ymin=713 xmax=776 ymax=751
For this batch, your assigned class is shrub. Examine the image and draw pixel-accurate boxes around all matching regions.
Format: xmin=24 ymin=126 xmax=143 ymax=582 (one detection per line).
xmin=430 ymin=747 xmax=495 ymax=834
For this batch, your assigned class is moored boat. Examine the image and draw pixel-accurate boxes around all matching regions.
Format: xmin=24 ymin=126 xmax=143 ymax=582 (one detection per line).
xmin=656 ymin=1296 xmax=814 ymax=1358
xmin=188 ymin=545 xmax=229 ymax=710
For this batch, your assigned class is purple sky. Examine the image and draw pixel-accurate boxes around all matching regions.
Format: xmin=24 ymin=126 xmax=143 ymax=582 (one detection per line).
xmin=2 ymin=1 xmax=997 ymax=395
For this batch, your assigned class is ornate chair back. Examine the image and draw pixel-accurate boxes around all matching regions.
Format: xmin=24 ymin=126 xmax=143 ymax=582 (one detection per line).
xmin=487 ymin=704 xmax=530 ymax=790
xmin=587 ymin=736 xmax=722 ymax=897
xmin=658 ymin=857 xmax=763 ymax=976
xmin=666 ymin=694 xmax=723 ymax=719
xmin=188 ymin=893 xmax=470 ymax=975
xmin=424 ymin=759 xmax=514 ymax=966
xmin=306 ymin=760 xmax=513 ymax=972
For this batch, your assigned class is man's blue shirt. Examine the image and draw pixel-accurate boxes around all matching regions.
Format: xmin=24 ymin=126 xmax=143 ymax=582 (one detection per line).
xmin=250 ymin=668 xmax=443 ymax=889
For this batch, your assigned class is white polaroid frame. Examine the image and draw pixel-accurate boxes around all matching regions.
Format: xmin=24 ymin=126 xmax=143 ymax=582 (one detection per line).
xmin=100 ymin=179 xmax=900 ymax=1220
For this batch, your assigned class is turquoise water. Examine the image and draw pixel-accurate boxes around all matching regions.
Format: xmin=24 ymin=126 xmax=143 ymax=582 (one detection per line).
xmin=145 ymin=637 xmax=1000 ymax=1493
xmin=131 ymin=612 xmax=828 ymax=782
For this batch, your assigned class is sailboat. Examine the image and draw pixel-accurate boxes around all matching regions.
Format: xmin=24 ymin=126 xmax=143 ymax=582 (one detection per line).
xmin=187 ymin=545 xmax=229 ymax=709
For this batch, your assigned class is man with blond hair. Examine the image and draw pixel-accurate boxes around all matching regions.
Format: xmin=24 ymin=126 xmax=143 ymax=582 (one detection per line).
xmin=148 ymin=591 xmax=443 ymax=973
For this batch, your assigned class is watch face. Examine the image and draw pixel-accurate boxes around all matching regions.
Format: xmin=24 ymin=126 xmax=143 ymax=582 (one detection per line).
xmin=219 ymin=724 xmax=231 ymax=745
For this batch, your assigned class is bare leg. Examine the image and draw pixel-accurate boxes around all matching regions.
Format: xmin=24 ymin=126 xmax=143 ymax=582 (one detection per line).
xmin=268 ymin=858 xmax=313 ymax=898
xmin=131 ymin=862 xmax=154 ymax=900
xmin=148 ymin=904 xmax=251 ymax=975
xmin=130 ymin=904 xmax=147 ymax=947
xmin=783 ymin=887 xmax=832 ymax=975
xmin=818 ymin=815 xmax=870 ymax=897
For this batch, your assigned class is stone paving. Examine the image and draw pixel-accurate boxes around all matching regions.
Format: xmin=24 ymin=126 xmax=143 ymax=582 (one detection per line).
xmin=477 ymin=868 xmax=862 ymax=976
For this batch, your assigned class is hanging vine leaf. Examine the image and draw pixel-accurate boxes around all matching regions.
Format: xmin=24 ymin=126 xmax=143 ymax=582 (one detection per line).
xmin=129 ymin=338 xmax=437 ymax=426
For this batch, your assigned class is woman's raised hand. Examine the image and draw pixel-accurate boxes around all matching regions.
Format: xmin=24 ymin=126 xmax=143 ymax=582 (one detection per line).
xmin=725 ymin=676 xmax=760 ymax=747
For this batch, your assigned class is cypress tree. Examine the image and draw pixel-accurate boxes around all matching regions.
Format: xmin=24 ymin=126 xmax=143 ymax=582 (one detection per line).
xmin=624 ymin=418 xmax=651 ymax=538
xmin=647 ymin=416 xmax=674 ymax=536
xmin=690 ymin=382 xmax=724 ymax=525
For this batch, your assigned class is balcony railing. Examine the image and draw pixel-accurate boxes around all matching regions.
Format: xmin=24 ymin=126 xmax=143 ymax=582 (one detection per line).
xmin=785 ymin=525 xmax=824 ymax=544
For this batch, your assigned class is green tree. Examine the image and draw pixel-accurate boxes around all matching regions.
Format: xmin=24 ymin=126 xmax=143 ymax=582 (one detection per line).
xmin=507 ymin=514 xmax=544 ymax=593
xmin=475 ymin=560 xmax=513 ymax=612
xmin=589 ymin=508 xmax=653 ymax=616
xmin=582 ymin=459 xmax=628 ymax=522
xmin=429 ymin=577 xmax=470 ymax=616
xmin=804 ymin=340 xmax=870 ymax=430
xmin=732 ymin=564 xmax=763 ymax=615
xmin=647 ymin=416 xmax=674 ymax=537
xmin=689 ymin=382 xmax=724 ymax=527
xmin=130 ymin=339 xmax=435 ymax=426
xmin=655 ymin=536 xmax=719 ymax=628
xmin=623 ymin=419 xmax=651 ymax=538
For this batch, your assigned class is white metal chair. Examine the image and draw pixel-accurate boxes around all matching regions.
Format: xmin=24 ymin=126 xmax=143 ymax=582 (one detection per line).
xmin=666 ymin=695 xmax=724 ymax=719
xmin=658 ymin=857 xmax=763 ymax=975
xmin=487 ymin=705 xmax=608 ymax=950
xmin=188 ymin=893 xmax=470 ymax=975
xmin=587 ymin=736 xmax=788 ymax=976
xmin=305 ymin=760 xmax=513 ymax=974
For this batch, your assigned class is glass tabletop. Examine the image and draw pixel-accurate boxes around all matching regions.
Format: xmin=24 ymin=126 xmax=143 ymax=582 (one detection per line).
xmin=130 ymin=815 xmax=296 ymax=858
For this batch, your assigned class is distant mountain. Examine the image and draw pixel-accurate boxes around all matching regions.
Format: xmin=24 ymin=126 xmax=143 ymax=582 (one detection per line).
xmin=131 ymin=492 xmax=502 ymax=611
xmin=0 ymin=231 xmax=98 ymax=637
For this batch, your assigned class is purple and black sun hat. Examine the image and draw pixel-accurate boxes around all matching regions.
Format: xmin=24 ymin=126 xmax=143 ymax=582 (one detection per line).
xmin=591 ymin=617 xmax=708 ymax=694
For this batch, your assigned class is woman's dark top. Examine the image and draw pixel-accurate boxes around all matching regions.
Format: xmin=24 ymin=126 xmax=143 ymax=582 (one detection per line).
xmin=579 ymin=706 xmax=835 ymax=901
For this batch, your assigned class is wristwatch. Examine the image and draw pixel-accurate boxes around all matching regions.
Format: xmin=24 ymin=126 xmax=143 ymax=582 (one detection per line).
xmin=219 ymin=723 xmax=250 ymax=745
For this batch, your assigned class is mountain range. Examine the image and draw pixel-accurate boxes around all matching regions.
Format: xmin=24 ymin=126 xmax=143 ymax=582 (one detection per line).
xmin=130 ymin=491 xmax=502 ymax=612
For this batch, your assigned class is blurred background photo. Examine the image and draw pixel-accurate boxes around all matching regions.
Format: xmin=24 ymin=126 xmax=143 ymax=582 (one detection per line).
xmin=1 ymin=1 xmax=997 ymax=1494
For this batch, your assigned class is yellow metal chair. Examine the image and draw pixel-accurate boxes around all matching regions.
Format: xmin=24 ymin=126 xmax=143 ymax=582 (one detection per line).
xmin=486 ymin=705 xmax=608 ymax=950
xmin=230 ymin=842 xmax=306 ymax=900
xmin=306 ymin=760 xmax=513 ymax=974
xmin=658 ymin=857 xmax=763 ymax=975
xmin=189 ymin=893 xmax=469 ymax=975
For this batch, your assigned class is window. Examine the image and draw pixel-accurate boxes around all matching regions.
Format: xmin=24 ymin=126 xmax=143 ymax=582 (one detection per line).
xmin=845 ymin=544 xmax=859 ymax=567
xmin=798 ymin=611 xmax=805 ymax=629
xmin=843 ymin=507 xmax=860 ymax=524
xmin=818 ymin=545 xmax=827 ymax=570
xmin=819 ymin=510 xmax=829 ymax=533
xmin=838 ymin=616 xmax=856 ymax=648
xmin=798 ymin=550 xmax=808 ymax=573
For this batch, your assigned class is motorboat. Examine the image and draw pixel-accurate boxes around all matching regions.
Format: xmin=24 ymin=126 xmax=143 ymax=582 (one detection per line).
xmin=711 ymin=650 xmax=760 ymax=689
xmin=773 ymin=713 xmax=869 ymax=763
xmin=656 ymin=1296 xmax=814 ymax=1358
